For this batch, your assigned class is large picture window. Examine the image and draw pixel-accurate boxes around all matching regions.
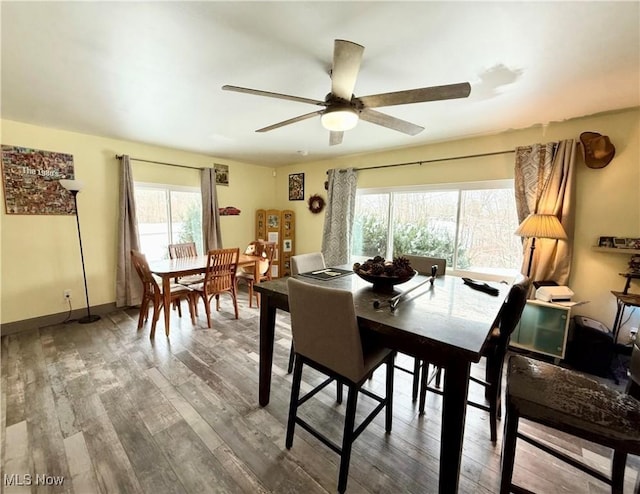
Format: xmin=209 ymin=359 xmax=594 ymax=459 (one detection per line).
xmin=134 ymin=183 xmax=202 ymax=261
xmin=352 ymin=180 xmax=522 ymax=278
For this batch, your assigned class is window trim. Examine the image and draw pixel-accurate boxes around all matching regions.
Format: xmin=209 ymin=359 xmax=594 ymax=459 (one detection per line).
xmin=135 ymin=181 xmax=200 ymax=194
xmin=355 ymin=179 xmax=515 ymax=196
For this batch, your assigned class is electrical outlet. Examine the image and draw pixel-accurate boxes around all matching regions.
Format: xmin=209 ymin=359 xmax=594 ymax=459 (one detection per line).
xmin=630 ymin=327 xmax=638 ymax=336
xmin=63 ymin=289 xmax=72 ymax=300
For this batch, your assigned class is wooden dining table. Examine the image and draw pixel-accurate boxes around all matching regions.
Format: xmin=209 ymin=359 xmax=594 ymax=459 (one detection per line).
xmin=148 ymin=252 xmax=264 ymax=332
xmin=254 ymin=270 xmax=510 ymax=494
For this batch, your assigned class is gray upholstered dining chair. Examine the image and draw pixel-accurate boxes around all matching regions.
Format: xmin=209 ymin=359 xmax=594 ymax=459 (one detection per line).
xmin=290 ymin=252 xmax=326 ymax=275
xmin=286 ymin=277 xmax=395 ymax=494
xmin=287 ymin=252 xmax=327 ymax=373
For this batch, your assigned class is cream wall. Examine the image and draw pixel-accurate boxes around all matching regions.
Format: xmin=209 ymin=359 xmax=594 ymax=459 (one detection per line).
xmin=0 ymin=119 xmax=276 ymax=325
xmin=2 ymin=109 xmax=638 ymax=336
xmin=276 ymin=108 xmax=640 ymax=339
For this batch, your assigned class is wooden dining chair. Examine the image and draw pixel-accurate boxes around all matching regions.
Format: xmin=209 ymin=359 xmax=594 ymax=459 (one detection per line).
xmin=286 ymin=277 xmax=395 ymax=494
xmin=236 ymin=241 xmax=276 ymax=308
xmin=168 ymin=241 xmax=197 ymax=259
xmin=130 ymin=249 xmax=196 ymax=338
xmin=168 ymin=241 xmax=204 ymax=286
xmin=191 ymin=248 xmax=239 ymax=328
xmin=420 ymin=276 xmax=530 ymax=442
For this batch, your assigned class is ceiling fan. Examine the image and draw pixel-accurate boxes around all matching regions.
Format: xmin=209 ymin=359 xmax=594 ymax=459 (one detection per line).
xmin=222 ymin=39 xmax=471 ymax=146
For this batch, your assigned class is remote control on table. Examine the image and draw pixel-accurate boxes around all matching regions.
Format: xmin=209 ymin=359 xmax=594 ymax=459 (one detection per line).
xmin=462 ymin=277 xmax=499 ymax=296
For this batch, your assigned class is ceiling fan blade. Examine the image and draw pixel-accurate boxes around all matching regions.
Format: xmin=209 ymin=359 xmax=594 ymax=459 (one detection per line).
xmin=222 ymin=85 xmax=324 ymax=106
xmin=358 ymin=82 xmax=471 ymax=108
xmin=331 ymin=40 xmax=364 ymax=101
xmin=329 ymin=131 xmax=344 ymax=146
xmin=255 ymin=110 xmax=323 ymax=133
xmin=359 ymin=108 xmax=424 ymax=136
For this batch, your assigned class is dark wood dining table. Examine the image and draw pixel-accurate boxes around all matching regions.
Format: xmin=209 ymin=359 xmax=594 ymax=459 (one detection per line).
xmin=254 ymin=271 xmax=510 ymax=494
xmin=148 ymin=253 xmax=264 ymax=332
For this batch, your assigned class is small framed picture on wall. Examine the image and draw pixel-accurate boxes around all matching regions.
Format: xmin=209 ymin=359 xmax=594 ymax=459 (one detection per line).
xmin=288 ymin=173 xmax=304 ymax=201
xmin=598 ymin=236 xmax=615 ymax=248
xmin=214 ymin=164 xmax=229 ymax=186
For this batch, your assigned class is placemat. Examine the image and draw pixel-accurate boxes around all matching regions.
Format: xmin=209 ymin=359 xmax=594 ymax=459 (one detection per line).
xmin=299 ymin=268 xmax=353 ymax=281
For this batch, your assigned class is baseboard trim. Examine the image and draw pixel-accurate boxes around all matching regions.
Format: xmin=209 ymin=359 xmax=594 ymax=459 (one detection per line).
xmin=0 ymin=303 xmax=117 ymax=336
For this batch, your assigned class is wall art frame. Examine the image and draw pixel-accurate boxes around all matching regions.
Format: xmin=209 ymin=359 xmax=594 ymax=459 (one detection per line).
xmin=1 ymin=145 xmax=75 ymax=215
xmin=214 ymin=163 xmax=229 ymax=186
xmin=288 ymin=172 xmax=304 ymax=201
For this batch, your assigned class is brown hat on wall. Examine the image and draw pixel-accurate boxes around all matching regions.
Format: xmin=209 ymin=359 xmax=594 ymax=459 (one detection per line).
xmin=580 ymin=131 xmax=615 ymax=169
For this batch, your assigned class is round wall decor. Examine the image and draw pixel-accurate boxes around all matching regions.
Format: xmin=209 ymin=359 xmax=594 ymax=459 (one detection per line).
xmin=308 ymin=194 xmax=325 ymax=214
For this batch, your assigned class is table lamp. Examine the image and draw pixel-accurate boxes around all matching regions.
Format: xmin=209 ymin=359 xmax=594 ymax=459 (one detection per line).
xmin=515 ymin=213 xmax=567 ymax=278
xmin=60 ymin=179 xmax=101 ymax=324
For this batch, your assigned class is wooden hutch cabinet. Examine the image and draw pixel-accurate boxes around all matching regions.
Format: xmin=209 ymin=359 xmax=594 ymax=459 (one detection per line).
xmin=255 ymin=209 xmax=295 ymax=278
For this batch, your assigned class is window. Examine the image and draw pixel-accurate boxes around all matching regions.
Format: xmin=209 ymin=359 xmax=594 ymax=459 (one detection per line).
xmin=352 ymin=180 xmax=522 ymax=278
xmin=134 ymin=183 xmax=202 ymax=261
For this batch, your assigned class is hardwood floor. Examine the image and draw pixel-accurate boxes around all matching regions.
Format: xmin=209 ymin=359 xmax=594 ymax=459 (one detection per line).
xmin=2 ymin=290 xmax=638 ymax=493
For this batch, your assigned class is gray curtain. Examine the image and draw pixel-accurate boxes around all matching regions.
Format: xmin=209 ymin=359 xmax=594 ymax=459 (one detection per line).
xmin=321 ymin=168 xmax=358 ymax=266
xmin=514 ymin=140 xmax=576 ymax=284
xmin=202 ymin=168 xmax=222 ymax=251
xmin=115 ymin=155 xmax=142 ymax=307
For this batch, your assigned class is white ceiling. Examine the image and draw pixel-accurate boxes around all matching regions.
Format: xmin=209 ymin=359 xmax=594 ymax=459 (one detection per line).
xmin=2 ymin=2 xmax=639 ymax=167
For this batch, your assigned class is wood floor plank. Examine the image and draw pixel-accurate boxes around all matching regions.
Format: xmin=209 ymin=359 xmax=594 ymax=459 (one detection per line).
xmin=99 ymin=386 xmax=185 ymax=494
xmin=107 ymin=355 xmax=181 ymax=435
xmin=145 ymin=368 xmax=224 ymax=452
xmin=244 ymin=407 xmax=373 ymax=494
xmin=3 ymin=334 xmax=26 ymax=427
xmin=175 ymin=377 xmax=326 ymax=493
xmin=3 ymin=420 xmax=31 ymax=494
xmin=63 ymin=431 xmax=100 ymax=494
xmin=152 ymin=420 xmax=246 ymax=494
xmin=19 ymin=329 xmax=72 ymax=490
xmin=81 ymin=413 xmax=145 ymax=494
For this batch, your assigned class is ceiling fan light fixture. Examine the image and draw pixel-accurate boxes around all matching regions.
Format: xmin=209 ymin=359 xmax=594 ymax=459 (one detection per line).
xmin=321 ymin=107 xmax=358 ymax=132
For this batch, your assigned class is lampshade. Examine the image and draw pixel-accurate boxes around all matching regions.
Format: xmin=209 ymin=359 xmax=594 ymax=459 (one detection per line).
xmin=321 ymin=107 xmax=359 ymax=132
xmin=515 ymin=214 xmax=567 ymax=240
xmin=59 ymin=179 xmax=84 ymax=192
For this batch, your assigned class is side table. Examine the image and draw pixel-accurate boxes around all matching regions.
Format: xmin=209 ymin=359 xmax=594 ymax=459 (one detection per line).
xmin=611 ymin=290 xmax=640 ymax=346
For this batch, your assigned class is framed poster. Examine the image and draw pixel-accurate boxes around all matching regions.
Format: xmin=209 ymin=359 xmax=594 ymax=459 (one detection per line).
xmin=214 ymin=163 xmax=229 ymax=186
xmin=288 ymin=173 xmax=304 ymax=201
xmin=1 ymin=145 xmax=75 ymax=215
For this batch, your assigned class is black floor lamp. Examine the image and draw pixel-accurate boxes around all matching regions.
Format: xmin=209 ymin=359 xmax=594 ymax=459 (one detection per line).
xmin=515 ymin=213 xmax=567 ymax=279
xmin=60 ymin=179 xmax=101 ymax=324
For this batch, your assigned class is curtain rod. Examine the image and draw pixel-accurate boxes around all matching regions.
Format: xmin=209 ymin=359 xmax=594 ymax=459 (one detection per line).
xmin=334 ymin=149 xmax=516 ymax=173
xmin=115 ymin=155 xmax=205 ymax=170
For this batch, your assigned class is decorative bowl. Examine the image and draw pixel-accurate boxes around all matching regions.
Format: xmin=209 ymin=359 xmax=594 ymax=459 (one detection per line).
xmin=354 ymin=269 xmax=417 ymax=292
